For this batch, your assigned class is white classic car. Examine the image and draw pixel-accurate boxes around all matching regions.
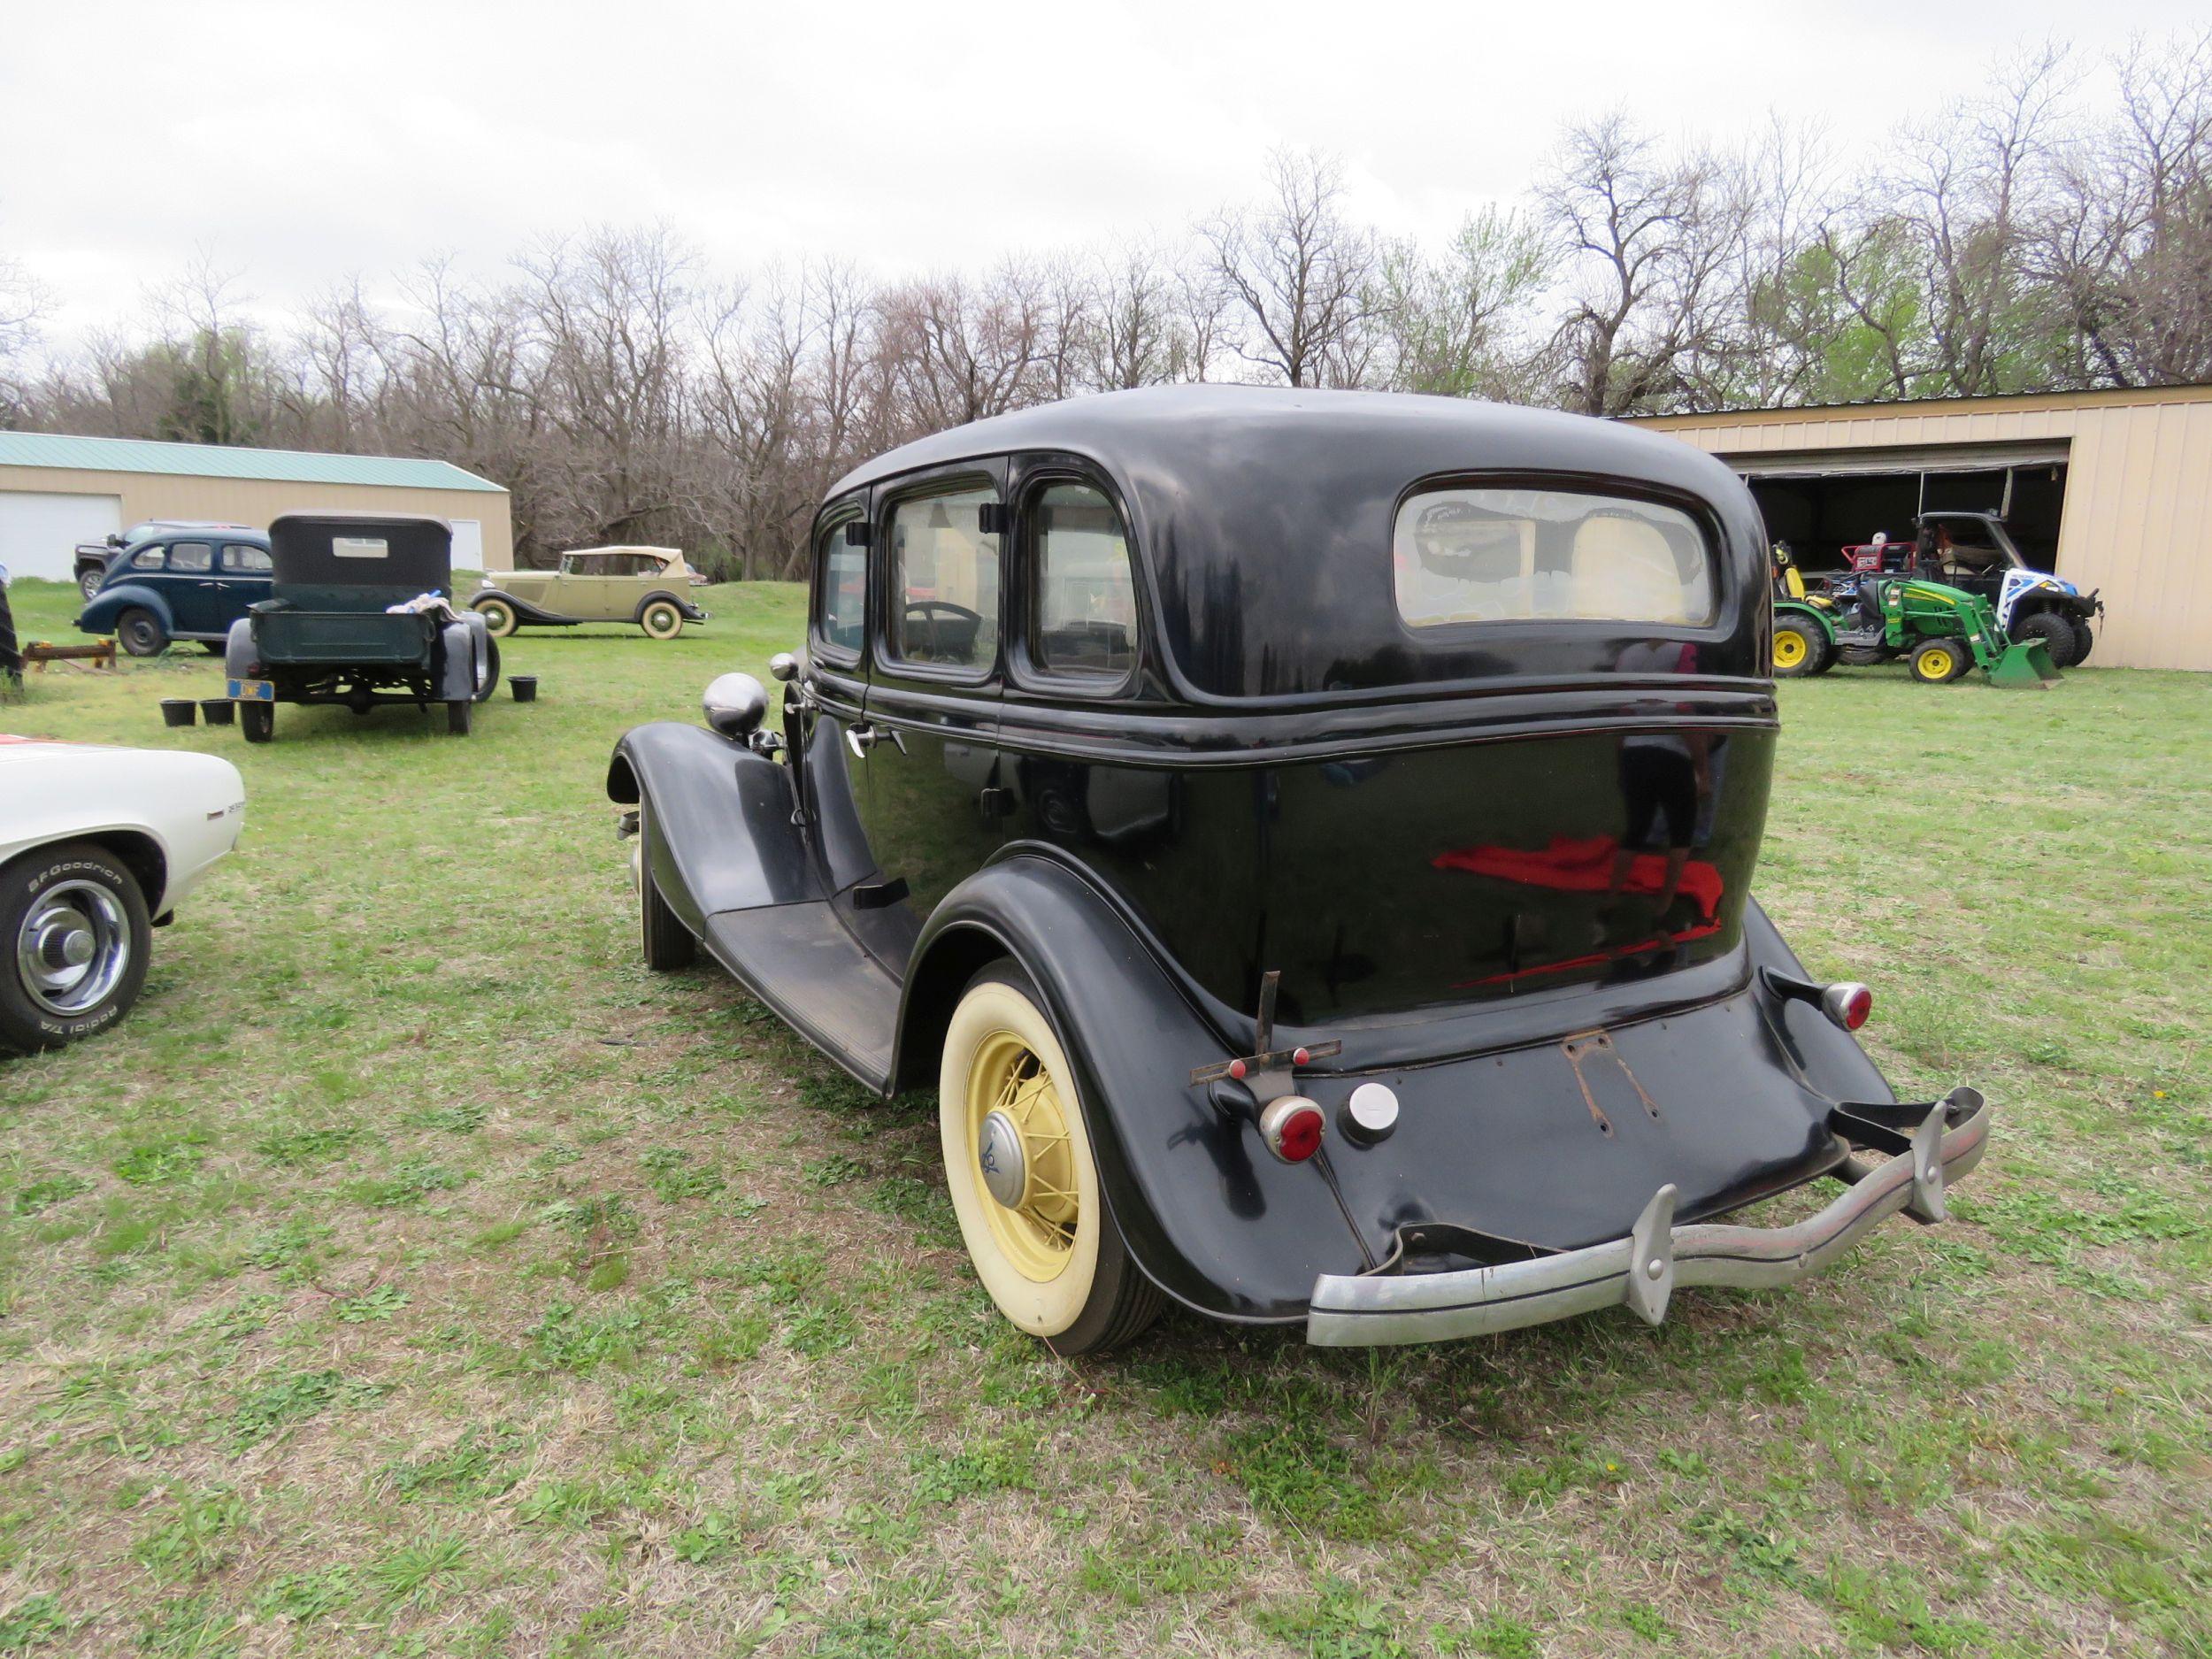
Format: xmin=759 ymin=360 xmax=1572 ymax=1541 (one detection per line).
xmin=0 ymin=737 xmax=246 ymax=1053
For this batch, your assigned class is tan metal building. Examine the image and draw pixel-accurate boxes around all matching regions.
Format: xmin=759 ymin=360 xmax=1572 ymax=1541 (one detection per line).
xmin=0 ymin=432 xmax=511 ymax=582
xmin=1632 ymin=384 xmax=2212 ymax=671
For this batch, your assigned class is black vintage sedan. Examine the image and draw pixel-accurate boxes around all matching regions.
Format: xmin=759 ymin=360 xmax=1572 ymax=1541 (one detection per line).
xmin=607 ymin=386 xmax=1990 ymax=1356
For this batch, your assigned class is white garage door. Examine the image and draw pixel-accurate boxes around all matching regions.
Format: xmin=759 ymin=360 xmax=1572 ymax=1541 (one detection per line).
xmin=0 ymin=491 xmax=123 ymax=582
xmin=449 ymin=518 xmax=484 ymax=574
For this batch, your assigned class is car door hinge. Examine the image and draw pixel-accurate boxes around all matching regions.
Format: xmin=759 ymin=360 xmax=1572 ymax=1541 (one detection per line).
xmin=842 ymin=520 xmax=872 ymax=548
xmin=852 ymin=877 xmax=910 ymax=910
xmin=977 ymin=503 xmax=1010 ymax=536
xmin=979 ymin=786 xmax=1014 ymax=820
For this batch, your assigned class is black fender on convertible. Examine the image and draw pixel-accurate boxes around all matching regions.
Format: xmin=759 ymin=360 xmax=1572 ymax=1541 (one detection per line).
xmin=891 ymin=852 xmax=1899 ymax=1325
xmin=632 ymin=588 xmax=708 ymax=624
xmin=605 ymin=721 xmax=814 ymax=934
xmin=473 ymin=589 xmax=574 ymax=626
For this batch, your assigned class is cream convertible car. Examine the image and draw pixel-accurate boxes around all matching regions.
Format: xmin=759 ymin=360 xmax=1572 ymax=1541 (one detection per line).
xmin=472 ymin=547 xmax=710 ymax=641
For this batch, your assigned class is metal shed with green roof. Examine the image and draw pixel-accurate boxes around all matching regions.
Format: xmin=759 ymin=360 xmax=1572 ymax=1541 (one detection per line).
xmin=0 ymin=432 xmax=511 ymax=581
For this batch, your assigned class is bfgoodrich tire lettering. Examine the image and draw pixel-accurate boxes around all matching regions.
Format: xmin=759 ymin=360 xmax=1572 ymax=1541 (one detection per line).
xmin=0 ymin=842 xmax=152 ymax=1054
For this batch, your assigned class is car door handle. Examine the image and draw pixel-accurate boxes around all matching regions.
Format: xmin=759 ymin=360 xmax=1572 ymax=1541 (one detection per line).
xmin=846 ymin=722 xmax=908 ymax=758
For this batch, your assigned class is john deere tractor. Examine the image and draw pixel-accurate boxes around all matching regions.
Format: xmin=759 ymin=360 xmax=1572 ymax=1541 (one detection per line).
xmin=1770 ymin=544 xmax=2059 ymax=687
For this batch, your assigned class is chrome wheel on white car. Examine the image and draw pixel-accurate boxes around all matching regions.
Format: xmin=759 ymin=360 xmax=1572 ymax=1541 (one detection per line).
xmin=0 ymin=843 xmax=152 ymax=1053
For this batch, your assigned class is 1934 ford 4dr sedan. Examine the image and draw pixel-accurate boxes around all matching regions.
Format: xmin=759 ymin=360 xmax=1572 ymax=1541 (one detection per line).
xmin=606 ymin=387 xmax=1991 ymax=1356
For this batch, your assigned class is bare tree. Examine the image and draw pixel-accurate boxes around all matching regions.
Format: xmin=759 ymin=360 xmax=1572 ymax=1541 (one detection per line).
xmin=1886 ymin=44 xmax=2073 ymax=396
xmin=2037 ymin=32 xmax=2212 ymax=386
xmin=0 ymin=248 xmax=48 ymax=426
xmin=1200 ymin=150 xmax=1380 ymax=387
xmin=1378 ymin=208 xmax=1549 ymax=398
xmin=1540 ymin=114 xmax=1748 ymax=415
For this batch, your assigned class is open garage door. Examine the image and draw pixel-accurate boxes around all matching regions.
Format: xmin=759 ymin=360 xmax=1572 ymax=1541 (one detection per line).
xmin=1734 ymin=443 xmax=2071 ymax=577
xmin=0 ymin=491 xmax=122 ymax=582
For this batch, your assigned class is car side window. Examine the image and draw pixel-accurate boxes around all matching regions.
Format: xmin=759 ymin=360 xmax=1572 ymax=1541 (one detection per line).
xmin=168 ymin=541 xmax=214 ymax=574
xmin=888 ymin=487 xmax=1000 ymax=672
xmin=223 ymin=543 xmax=273 ymax=573
xmin=1033 ymin=483 xmax=1138 ymax=680
xmin=818 ymin=518 xmax=866 ymax=657
xmin=130 ymin=545 xmax=165 ymax=571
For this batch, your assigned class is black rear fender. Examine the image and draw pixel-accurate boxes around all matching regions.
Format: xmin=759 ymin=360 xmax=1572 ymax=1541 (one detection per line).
xmin=897 ymin=853 xmax=1348 ymax=1323
xmin=896 ymin=860 xmax=1898 ymax=1325
xmin=606 ymin=722 xmax=817 ymax=933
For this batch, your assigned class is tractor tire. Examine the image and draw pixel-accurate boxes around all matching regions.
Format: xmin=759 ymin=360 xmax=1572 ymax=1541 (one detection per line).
xmin=2069 ymin=618 xmax=2095 ymax=666
xmin=1908 ymin=637 xmax=1970 ymax=684
xmin=2013 ymin=611 xmax=2078 ymax=669
xmin=1838 ymin=645 xmax=1889 ymax=667
xmin=1772 ymin=618 xmax=1832 ymax=678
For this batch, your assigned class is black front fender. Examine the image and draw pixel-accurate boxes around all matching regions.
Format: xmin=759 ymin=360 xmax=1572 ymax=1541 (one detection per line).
xmin=476 ymin=590 xmax=578 ymax=626
xmin=606 ymin=722 xmax=814 ymax=932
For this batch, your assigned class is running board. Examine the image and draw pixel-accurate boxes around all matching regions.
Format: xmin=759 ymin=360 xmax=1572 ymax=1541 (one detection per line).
xmin=703 ymin=903 xmax=897 ymax=1091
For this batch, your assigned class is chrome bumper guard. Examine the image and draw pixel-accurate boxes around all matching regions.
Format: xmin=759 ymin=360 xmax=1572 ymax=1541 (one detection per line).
xmin=1307 ymin=1087 xmax=1989 ymax=1347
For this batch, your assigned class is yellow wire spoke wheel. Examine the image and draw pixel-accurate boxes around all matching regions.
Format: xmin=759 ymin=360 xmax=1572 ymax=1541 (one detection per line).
xmin=475 ymin=598 xmax=518 ymax=638
xmin=940 ymin=974 xmax=1103 ymax=1338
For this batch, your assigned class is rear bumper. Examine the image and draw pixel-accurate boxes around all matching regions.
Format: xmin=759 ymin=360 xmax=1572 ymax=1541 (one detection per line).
xmin=1307 ymin=1087 xmax=1989 ymax=1346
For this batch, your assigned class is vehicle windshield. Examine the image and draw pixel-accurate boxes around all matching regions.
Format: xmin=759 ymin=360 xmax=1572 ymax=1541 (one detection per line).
xmin=1394 ymin=488 xmax=1715 ymax=628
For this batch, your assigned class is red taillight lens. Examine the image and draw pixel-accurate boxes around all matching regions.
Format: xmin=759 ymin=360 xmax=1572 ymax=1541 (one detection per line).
xmin=1822 ymin=982 xmax=1873 ymax=1032
xmin=1259 ymin=1096 xmax=1325 ymax=1163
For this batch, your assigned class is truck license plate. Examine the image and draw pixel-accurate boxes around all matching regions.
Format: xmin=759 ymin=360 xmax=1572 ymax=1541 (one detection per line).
xmin=228 ymin=679 xmax=274 ymax=702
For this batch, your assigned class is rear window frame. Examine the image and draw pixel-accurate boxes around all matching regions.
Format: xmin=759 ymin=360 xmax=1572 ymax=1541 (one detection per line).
xmin=1386 ymin=470 xmax=1732 ymax=646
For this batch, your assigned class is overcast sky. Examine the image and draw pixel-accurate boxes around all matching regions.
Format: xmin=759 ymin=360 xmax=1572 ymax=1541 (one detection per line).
xmin=4 ymin=0 xmax=2205 ymax=350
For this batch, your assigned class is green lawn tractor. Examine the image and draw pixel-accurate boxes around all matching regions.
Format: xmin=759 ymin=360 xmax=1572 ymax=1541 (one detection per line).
xmin=1772 ymin=551 xmax=2060 ymax=687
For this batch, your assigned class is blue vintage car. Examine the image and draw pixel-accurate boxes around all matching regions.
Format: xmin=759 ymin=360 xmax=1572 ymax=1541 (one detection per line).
xmin=77 ymin=529 xmax=274 ymax=657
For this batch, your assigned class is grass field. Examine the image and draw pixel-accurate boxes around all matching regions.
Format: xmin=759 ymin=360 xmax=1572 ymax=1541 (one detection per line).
xmin=1 ymin=572 xmax=2208 ymax=1658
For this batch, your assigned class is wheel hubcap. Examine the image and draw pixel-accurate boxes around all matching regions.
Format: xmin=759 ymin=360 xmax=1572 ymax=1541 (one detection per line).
xmin=965 ymin=1034 xmax=1078 ymax=1280
xmin=16 ymin=881 xmax=131 ymax=1017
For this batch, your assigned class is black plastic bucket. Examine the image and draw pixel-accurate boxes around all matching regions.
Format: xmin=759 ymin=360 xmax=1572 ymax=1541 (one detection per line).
xmin=159 ymin=698 xmax=196 ymax=728
xmin=201 ymin=699 xmax=235 ymax=726
xmin=510 ymin=676 xmax=538 ymax=703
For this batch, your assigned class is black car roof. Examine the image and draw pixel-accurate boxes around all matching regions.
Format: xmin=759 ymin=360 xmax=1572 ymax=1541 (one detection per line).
xmin=828 ymin=387 xmax=1767 ymax=700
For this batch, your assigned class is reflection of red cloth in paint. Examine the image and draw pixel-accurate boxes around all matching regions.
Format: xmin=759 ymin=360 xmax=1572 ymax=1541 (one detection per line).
xmin=1432 ymin=834 xmax=1725 ymax=924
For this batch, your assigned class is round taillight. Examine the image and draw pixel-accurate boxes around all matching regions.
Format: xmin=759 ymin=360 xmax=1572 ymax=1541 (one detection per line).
xmin=1258 ymin=1095 xmax=1325 ymax=1163
xmin=1823 ymin=982 xmax=1873 ymax=1032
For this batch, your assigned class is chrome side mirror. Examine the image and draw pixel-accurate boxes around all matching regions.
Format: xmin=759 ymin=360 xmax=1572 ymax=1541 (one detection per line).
xmin=768 ymin=651 xmax=799 ymax=683
xmin=703 ymin=672 xmax=767 ymax=739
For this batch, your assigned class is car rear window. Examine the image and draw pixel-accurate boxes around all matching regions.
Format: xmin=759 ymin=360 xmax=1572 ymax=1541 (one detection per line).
xmin=1394 ymin=488 xmax=1714 ymax=628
